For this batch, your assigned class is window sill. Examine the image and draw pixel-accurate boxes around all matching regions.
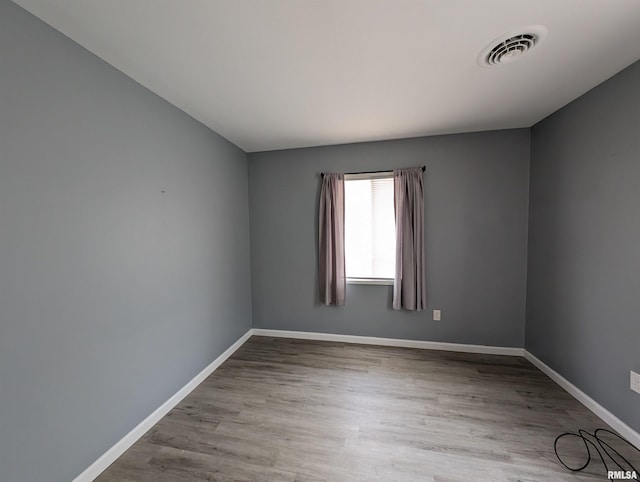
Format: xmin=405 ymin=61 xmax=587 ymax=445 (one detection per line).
xmin=347 ymin=278 xmax=394 ymax=286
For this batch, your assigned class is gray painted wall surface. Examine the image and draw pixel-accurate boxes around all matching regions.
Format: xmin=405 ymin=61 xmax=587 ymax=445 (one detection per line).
xmin=249 ymin=130 xmax=530 ymax=347
xmin=526 ymin=59 xmax=640 ymax=432
xmin=0 ymin=2 xmax=252 ymax=480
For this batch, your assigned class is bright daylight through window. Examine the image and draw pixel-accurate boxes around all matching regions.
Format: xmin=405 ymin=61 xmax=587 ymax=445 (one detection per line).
xmin=344 ymin=174 xmax=395 ymax=283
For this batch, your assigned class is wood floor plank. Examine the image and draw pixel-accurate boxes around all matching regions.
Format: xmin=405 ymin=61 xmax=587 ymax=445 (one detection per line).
xmin=96 ymin=336 xmax=637 ymax=481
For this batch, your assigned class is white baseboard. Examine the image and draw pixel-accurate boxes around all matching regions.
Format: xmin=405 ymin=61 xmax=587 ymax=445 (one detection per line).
xmin=72 ymin=329 xmax=253 ymax=482
xmin=524 ymin=351 xmax=640 ymax=450
xmin=251 ymin=328 xmax=524 ymax=356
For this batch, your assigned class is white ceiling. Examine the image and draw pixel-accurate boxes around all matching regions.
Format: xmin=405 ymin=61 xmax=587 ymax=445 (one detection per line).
xmin=13 ymin=0 xmax=640 ymax=152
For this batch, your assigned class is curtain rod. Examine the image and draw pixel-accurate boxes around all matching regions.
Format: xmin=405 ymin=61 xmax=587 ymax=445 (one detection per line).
xmin=321 ymin=166 xmax=425 ymax=178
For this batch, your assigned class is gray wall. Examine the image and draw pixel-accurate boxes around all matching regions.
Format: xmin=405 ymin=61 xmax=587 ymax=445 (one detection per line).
xmin=249 ymin=129 xmax=530 ymax=347
xmin=526 ymin=59 xmax=640 ymax=432
xmin=0 ymin=2 xmax=252 ymax=481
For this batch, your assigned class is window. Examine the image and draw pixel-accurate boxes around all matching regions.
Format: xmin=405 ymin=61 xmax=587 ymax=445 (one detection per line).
xmin=344 ymin=173 xmax=395 ymax=284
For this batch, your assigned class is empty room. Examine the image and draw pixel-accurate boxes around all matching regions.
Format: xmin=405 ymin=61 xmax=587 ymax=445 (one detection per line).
xmin=1 ymin=0 xmax=639 ymax=480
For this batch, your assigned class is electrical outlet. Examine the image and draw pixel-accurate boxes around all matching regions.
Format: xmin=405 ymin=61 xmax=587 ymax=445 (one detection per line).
xmin=433 ymin=309 xmax=441 ymax=321
xmin=631 ymin=371 xmax=640 ymax=395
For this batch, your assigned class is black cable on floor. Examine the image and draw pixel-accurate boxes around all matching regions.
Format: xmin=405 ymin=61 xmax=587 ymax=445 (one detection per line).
xmin=554 ymin=428 xmax=639 ymax=479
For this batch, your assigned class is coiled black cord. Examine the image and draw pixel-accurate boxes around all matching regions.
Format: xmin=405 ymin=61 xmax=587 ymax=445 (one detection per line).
xmin=554 ymin=428 xmax=639 ymax=478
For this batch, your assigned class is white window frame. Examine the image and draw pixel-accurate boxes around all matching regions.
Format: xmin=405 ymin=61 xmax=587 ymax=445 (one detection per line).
xmin=347 ymin=277 xmax=394 ymax=286
xmin=344 ymin=171 xmax=395 ymax=286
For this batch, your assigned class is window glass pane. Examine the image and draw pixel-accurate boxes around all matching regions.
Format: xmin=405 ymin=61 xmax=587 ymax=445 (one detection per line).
xmin=345 ymin=176 xmax=395 ymax=279
xmin=370 ymin=178 xmax=395 ymax=278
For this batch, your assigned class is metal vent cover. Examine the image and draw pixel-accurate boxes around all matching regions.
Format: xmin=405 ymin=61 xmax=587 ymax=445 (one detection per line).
xmin=478 ymin=26 xmax=548 ymax=67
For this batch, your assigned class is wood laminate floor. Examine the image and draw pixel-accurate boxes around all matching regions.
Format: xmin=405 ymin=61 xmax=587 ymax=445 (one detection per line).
xmin=97 ymin=336 xmax=637 ymax=481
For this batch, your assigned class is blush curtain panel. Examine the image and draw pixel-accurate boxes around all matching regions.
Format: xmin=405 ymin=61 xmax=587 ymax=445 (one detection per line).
xmin=318 ymin=173 xmax=346 ymax=306
xmin=393 ymin=167 xmax=426 ymax=310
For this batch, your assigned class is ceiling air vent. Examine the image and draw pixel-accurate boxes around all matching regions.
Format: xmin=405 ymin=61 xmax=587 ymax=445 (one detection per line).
xmin=478 ymin=26 xmax=547 ymax=67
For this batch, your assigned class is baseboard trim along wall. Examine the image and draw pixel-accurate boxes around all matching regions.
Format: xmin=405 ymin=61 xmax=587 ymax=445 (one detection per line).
xmin=74 ymin=328 xmax=639 ymax=480
xmin=72 ymin=329 xmax=254 ymax=482
xmin=251 ymin=328 xmax=525 ymax=356
xmin=524 ymin=351 xmax=640 ymax=450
